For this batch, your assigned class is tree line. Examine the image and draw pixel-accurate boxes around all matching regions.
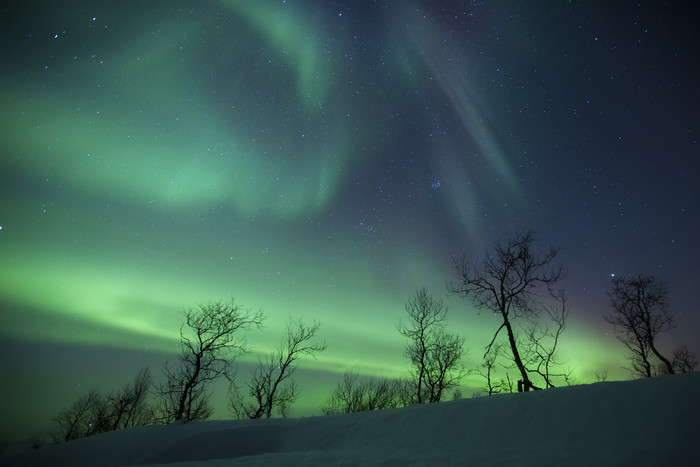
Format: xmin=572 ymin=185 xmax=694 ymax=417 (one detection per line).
xmin=41 ymin=229 xmax=696 ymax=446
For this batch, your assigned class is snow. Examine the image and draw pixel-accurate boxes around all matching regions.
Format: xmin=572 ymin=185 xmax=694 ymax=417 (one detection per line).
xmin=2 ymin=372 xmax=697 ymax=466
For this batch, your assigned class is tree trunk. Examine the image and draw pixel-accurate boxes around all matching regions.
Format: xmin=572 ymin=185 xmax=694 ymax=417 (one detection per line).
xmin=418 ymin=331 xmax=428 ymax=404
xmin=503 ymin=317 xmax=539 ymax=391
xmin=177 ymin=355 xmax=202 ymax=421
xmin=648 ymin=339 xmax=674 ymax=375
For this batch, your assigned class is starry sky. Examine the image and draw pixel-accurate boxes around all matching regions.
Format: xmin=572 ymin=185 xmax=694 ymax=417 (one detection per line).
xmin=1 ymin=0 xmax=698 ymax=441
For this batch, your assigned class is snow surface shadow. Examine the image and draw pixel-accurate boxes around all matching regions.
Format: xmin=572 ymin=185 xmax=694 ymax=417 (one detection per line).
xmin=142 ymin=423 xmax=289 ymax=464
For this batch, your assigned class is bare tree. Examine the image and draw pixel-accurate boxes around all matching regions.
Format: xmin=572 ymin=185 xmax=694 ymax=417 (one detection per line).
xmin=671 ymin=345 xmax=697 ymax=374
xmin=27 ymin=433 xmax=44 ymax=450
xmin=50 ymin=369 xmax=155 ymax=443
xmin=321 ymin=372 xmax=408 ymax=415
xmin=229 ymin=318 xmax=326 ymax=419
xmin=521 ymin=291 xmax=572 ymax=387
xmin=51 ymin=389 xmax=106 ymax=442
xmin=605 ymin=274 xmax=675 ymax=377
xmin=425 ymin=328 xmax=467 ymax=401
xmin=398 ymin=287 xmax=466 ymax=403
xmin=475 ymin=342 xmax=513 ymax=395
xmin=448 ymin=230 xmax=566 ymax=392
xmin=106 ymin=368 xmax=154 ymax=430
xmin=157 ymin=299 xmax=264 ymax=422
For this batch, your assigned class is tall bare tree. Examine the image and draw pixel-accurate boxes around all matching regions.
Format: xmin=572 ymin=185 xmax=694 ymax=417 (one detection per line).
xmin=157 ymin=300 xmax=264 ymax=422
xmin=605 ymin=274 xmax=675 ymax=377
xmin=230 ymin=318 xmax=326 ymax=419
xmin=398 ymin=287 xmax=466 ymax=403
xmin=448 ymin=230 xmax=566 ymax=392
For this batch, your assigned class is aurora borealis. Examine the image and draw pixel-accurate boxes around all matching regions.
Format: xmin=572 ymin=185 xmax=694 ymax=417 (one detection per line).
xmin=1 ymin=1 xmax=698 ymax=441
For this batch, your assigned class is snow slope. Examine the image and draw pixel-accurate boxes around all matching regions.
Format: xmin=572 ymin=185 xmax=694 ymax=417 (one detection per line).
xmin=2 ymin=372 xmax=697 ymax=466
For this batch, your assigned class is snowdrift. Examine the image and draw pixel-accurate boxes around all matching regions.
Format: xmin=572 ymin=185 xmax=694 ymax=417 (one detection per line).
xmin=2 ymin=372 xmax=697 ymax=466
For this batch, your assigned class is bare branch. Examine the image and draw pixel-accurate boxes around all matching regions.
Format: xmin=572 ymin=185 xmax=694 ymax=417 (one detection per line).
xmin=605 ymin=274 xmax=675 ymax=377
xmin=449 ymin=230 xmax=566 ymax=392
xmin=157 ymin=299 xmax=264 ymax=422
xmin=230 ymin=317 xmax=326 ymax=419
xmin=398 ymin=287 xmax=466 ymax=403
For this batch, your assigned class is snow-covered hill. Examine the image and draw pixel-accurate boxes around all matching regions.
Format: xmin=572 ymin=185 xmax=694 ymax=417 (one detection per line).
xmin=2 ymin=373 xmax=697 ymax=466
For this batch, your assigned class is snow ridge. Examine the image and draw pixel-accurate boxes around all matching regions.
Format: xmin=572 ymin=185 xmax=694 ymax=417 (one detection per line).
xmin=2 ymin=373 xmax=697 ymax=466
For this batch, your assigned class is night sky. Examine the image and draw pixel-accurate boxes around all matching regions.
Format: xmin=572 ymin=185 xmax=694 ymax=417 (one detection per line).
xmin=1 ymin=1 xmax=698 ymax=441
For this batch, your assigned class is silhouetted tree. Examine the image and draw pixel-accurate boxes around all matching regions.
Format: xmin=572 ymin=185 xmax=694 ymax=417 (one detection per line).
xmin=671 ymin=345 xmax=697 ymax=374
xmin=106 ymin=368 xmax=154 ymax=430
xmin=448 ymin=230 xmax=566 ymax=392
xmin=229 ymin=318 xmax=326 ymax=419
xmin=51 ymin=389 xmax=107 ymax=442
xmin=157 ymin=299 xmax=264 ymax=422
xmin=27 ymin=433 xmax=44 ymax=450
xmin=605 ymin=274 xmax=675 ymax=377
xmin=521 ymin=291 xmax=572 ymax=387
xmin=321 ymin=372 xmax=409 ymax=414
xmin=398 ymin=287 xmax=467 ymax=403
xmin=50 ymin=369 xmax=156 ymax=443
xmin=475 ymin=342 xmax=513 ymax=395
